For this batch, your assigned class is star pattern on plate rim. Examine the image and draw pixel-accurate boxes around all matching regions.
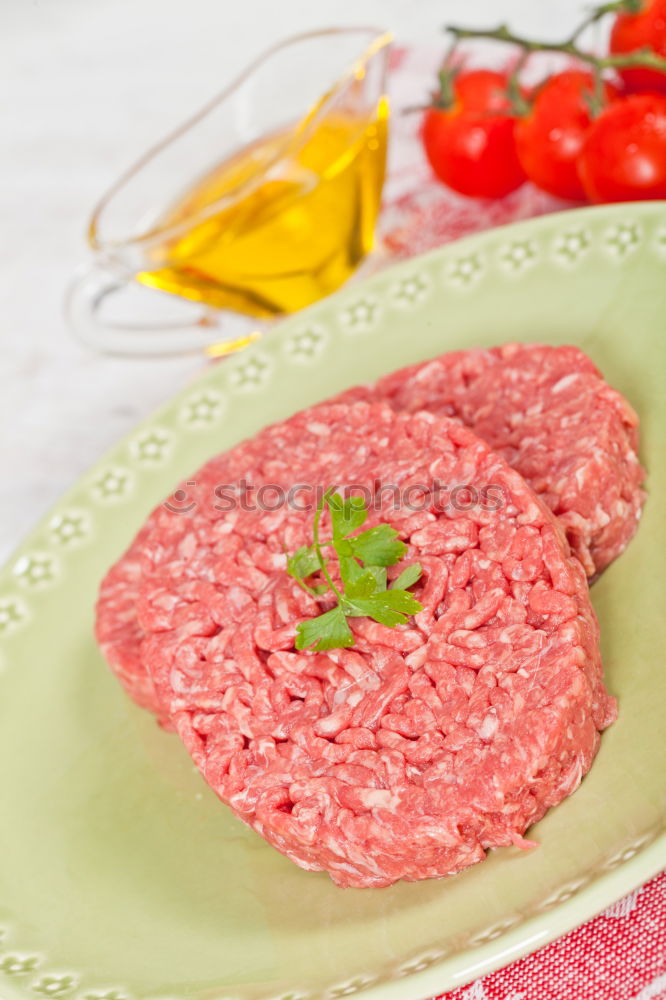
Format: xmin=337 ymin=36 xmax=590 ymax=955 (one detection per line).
xmin=0 ymin=955 xmax=42 ymax=976
xmin=0 ymin=596 xmax=28 ymax=634
xmin=341 ymin=298 xmax=378 ymax=329
xmin=555 ymin=229 xmax=591 ymax=263
xmin=12 ymin=554 xmax=58 ymax=588
xmin=606 ymin=222 xmax=641 ymax=257
xmin=229 ymin=356 xmax=270 ymax=389
xmin=447 ymin=253 xmax=483 ymax=286
xmin=49 ymin=512 xmax=90 ymax=546
xmin=393 ymin=274 xmax=429 ymax=305
xmin=181 ymin=391 xmax=225 ymax=426
xmin=130 ymin=429 xmax=172 ymax=464
xmin=327 ymin=978 xmax=378 ymax=998
xmin=91 ymin=468 xmax=132 ymax=502
xmin=286 ymin=327 xmax=327 ymax=361
xmin=31 ymin=974 xmax=78 ymax=997
xmin=501 ymin=240 xmax=538 ymax=272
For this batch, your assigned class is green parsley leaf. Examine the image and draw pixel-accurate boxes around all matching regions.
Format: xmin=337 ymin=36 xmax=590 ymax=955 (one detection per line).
xmin=365 ymin=564 xmax=388 ymax=590
xmin=327 ymin=492 xmax=368 ymax=539
xmin=390 ymin=562 xmax=423 ymax=591
xmin=338 ymin=552 xmax=366 ymax=586
xmin=287 ymin=544 xmax=320 ymax=582
xmin=337 ymin=547 xmax=388 ymax=592
xmin=345 ymin=570 xmax=382 ymax=599
xmin=342 ymin=588 xmax=423 ymax=628
xmin=349 ymin=524 xmax=407 ymax=567
xmin=295 ymin=605 xmax=355 ymax=651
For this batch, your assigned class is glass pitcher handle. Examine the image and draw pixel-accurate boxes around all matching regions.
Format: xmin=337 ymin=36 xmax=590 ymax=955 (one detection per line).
xmin=64 ymin=263 xmax=262 ymax=358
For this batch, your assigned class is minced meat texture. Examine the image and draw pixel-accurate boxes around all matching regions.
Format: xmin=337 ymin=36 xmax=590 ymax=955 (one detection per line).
xmin=95 ymin=523 xmax=165 ymax=716
xmin=118 ymin=402 xmax=615 ymax=888
xmin=335 ymin=343 xmax=645 ymax=578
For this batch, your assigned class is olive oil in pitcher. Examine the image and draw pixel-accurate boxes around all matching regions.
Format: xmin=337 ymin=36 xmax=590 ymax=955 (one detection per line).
xmin=137 ymin=100 xmax=389 ymax=318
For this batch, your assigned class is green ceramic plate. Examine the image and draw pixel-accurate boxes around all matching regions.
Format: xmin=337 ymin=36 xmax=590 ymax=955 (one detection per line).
xmin=1 ymin=203 xmax=665 ymax=1000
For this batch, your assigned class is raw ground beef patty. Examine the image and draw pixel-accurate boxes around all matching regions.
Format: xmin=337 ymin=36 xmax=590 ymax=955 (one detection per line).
xmin=97 ymin=343 xmax=643 ymax=716
xmin=97 ymin=402 xmax=616 ymax=888
xmin=336 ymin=344 xmax=645 ymax=578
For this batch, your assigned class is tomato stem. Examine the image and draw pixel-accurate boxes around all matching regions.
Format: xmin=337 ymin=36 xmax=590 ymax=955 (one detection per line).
xmin=568 ymin=0 xmax=641 ymax=46
xmin=506 ymin=50 xmax=531 ymax=116
xmin=568 ymin=4 xmax=613 ymax=44
xmin=435 ymin=67 xmax=457 ymax=109
xmin=445 ymin=22 xmax=666 ymax=77
xmin=585 ymin=66 xmax=607 ymax=118
xmin=430 ymin=37 xmax=463 ymax=110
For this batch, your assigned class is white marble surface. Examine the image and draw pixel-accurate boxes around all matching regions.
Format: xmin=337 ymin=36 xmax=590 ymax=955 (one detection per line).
xmin=1 ymin=0 xmax=582 ymax=561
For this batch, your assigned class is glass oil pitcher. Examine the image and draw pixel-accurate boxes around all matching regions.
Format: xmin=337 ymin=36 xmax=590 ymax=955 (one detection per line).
xmin=66 ymin=28 xmax=391 ymax=356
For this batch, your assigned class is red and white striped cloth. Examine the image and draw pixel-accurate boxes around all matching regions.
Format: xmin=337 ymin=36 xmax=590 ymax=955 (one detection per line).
xmin=437 ymin=874 xmax=666 ymax=1000
xmin=377 ymin=44 xmax=665 ymax=1000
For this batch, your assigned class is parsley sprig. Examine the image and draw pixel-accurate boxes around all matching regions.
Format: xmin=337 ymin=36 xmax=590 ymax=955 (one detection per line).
xmin=287 ymin=490 xmax=423 ymax=651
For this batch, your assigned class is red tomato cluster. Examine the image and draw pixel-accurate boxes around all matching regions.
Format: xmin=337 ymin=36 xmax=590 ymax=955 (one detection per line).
xmin=422 ymin=0 xmax=666 ymax=203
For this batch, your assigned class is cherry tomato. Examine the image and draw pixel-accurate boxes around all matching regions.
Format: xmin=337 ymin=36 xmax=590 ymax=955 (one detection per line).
xmin=610 ymin=0 xmax=666 ymax=93
xmin=452 ymin=68 xmax=516 ymax=113
xmin=514 ymin=71 xmax=620 ymax=202
xmin=422 ymin=69 xmax=526 ymax=199
xmin=577 ymin=93 xmax=666 ymax=202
